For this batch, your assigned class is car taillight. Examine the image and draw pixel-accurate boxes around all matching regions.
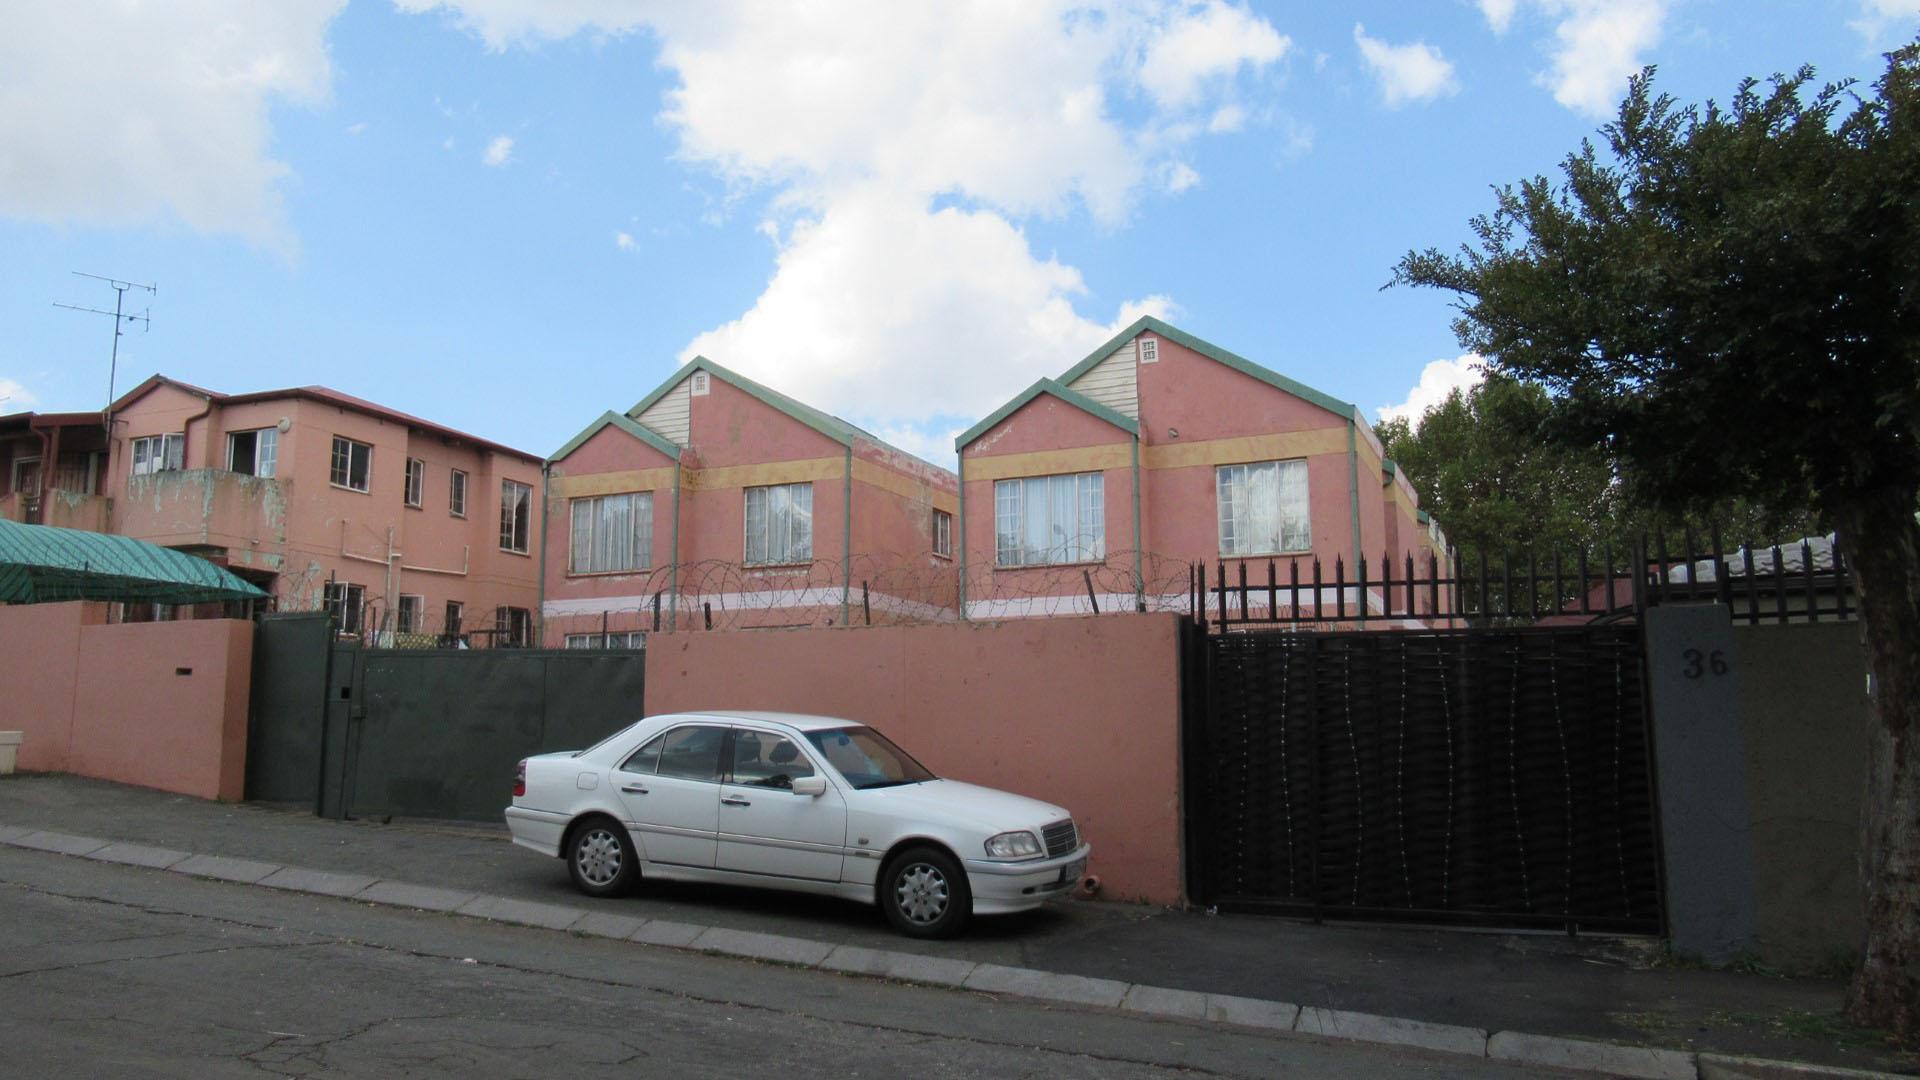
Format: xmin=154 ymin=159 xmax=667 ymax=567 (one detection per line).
xmin=513 ymin=759 xmax=526 ymax=799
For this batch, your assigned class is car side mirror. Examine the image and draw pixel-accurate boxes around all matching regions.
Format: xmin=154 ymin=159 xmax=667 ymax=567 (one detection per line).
xmin=790 ymin=775 xmax=828 ymax=797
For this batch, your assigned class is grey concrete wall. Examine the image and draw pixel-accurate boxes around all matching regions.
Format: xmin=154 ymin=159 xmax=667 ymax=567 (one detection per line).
xmin=1733 ymin=621 xmax=1869 ymax=973
xmin=1646 ymin=605 xmax=1759 ymax=963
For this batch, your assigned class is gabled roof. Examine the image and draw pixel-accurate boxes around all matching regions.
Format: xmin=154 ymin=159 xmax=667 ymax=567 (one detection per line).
xmin=549 ymin=410 xmax=681 ymax=464
xmin=1059 ymin=315 xmax=1356 ymax=422
xmin=955 ymin=377 xmax=1140 ymax=451
xmin=110 ymin=375 xmax=540 ymax=462
xmin=627 ymin=356 xmax=878 ymax=449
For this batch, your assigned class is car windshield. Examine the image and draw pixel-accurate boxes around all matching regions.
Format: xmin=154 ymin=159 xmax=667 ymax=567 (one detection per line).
xmin=805 ymin=726 xmax=936 ymax=790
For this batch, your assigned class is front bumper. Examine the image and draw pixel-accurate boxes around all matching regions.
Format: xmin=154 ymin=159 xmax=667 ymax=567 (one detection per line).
xmin=963 ymin=843 xmax=1091 ymax=915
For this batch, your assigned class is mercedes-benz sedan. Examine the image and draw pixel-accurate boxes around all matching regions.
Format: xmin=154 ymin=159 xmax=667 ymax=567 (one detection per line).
xmin=505 ymin=710 xmax=1090 ymax=938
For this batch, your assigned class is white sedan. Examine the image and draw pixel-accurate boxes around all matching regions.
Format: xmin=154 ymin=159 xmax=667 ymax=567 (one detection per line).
xmin=505 ymin=710 xmax=1090 ymax=938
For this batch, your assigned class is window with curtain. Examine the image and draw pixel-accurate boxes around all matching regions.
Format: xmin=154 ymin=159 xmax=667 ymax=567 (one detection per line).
xmin=744 ymin=482 xmax=813 ymax=565
xmin=499 ymin=479 xmax=532 ymax=553
xmin=993 ymin=472 xmax=1104 ymax=567
xmin=570 ymin=492 xmax=654 ymax=574
xmin=1216 ymin=459 xmax=1311 ymax=556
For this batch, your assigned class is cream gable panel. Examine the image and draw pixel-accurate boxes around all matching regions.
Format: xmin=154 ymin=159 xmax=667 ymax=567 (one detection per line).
xmin=1067 ymin=340 xmax=1138 ymax=419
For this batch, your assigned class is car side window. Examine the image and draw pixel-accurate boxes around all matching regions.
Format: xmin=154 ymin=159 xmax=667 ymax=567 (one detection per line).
xmin=728 ymin=731 xmax=817 ymax=790
xmin=618 ymin=733 xmax=666 ymax=774
xmin=654 ymin=725 xmax=725 ymax=782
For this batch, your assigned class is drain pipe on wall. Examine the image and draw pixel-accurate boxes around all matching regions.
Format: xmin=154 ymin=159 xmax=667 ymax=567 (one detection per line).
xmin=840 ymin=443 xmax=853 ymax=626
xmin=669 ymin=459 xmax=682 ymax=633
xmin=1346 ymin=414 xmax=1363 ymax=571
xmin=956 ymin=452 xmax=967 ymax=620
xmin=537 ymin=461 xmax=551 ymax=647
xmin=1131 ymin=434 xmax=1144 ymax=611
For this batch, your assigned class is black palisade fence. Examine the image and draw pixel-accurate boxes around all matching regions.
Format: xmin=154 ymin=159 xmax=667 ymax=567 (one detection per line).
xmin=1187 ymin=532 xmax=1852 ymax=630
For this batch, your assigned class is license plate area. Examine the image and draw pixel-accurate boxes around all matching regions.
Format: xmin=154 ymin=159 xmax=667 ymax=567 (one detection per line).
xmin=1057 ymin=857 xmax=1086 ymax=884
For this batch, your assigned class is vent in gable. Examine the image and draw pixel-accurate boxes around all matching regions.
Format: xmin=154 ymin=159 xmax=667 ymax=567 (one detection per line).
xmin=690 ymin=371 xmax=710 ymax=396
xmin=1139 ymin=337 xmax=1158 ymax=363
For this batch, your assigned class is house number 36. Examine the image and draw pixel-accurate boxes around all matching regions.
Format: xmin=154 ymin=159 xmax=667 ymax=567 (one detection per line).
xmin=1681 ymin=648 xmax=1729 ymax=679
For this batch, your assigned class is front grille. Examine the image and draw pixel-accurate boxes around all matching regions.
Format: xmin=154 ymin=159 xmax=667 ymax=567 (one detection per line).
xmin=1043 ymin=820 xmax=1077 ymax=858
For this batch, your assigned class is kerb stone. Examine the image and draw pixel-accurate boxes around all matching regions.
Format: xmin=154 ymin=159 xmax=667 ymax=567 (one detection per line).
xmin=1296 ymin=1006 xmax=1488 ymax=1056
xmin=1487 ymin=1031 xmax=1696 ymax=1080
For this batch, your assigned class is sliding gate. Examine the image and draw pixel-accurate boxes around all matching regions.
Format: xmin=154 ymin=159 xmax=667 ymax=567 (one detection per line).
xmin=1184 ymin=623 xmax=1663 ymax=933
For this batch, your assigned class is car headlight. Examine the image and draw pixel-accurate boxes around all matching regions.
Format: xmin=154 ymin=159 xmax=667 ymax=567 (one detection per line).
xmin=984 ymin=831 xmax=1043 ymax=859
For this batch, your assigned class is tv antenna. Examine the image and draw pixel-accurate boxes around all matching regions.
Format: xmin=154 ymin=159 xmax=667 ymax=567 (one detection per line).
xmin=54 ymin=270 xmax=155 ymax=428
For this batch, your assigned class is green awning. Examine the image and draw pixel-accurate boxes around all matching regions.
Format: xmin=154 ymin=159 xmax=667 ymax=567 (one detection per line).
xmin=0 ymin=519 xmax=268 ymax=605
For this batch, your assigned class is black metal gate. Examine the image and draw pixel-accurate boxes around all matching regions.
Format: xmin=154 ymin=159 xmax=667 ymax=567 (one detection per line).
xmin=1183 ymin=623 xmax=1663 ymax=933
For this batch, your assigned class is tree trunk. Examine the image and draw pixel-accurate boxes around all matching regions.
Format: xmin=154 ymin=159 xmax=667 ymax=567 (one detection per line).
xmin=1835 ymin=487 xmax=1920 ymax=1042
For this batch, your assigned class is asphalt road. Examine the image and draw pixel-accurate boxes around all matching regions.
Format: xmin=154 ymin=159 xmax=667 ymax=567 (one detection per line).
xmin=0 ymin=846 xmax=1572 ymax=1078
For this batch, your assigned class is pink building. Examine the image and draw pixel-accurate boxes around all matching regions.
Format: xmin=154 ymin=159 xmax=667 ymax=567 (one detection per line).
xmin=542 ymin=358 xmax=957 ymax=645
xmin=0 ymin=411 xmax=113 ymax=531
xmin=107 ymin=376 xmax=543 ymax=643
xmin=956 ymin=316 xmax=1441 ymax=621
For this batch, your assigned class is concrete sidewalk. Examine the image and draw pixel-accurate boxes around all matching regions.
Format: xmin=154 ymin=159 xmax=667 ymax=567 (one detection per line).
xmin=1 ymin=774 xmax=1910 ymax=1076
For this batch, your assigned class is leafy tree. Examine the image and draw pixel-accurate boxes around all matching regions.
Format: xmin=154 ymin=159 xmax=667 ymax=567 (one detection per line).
xmin=1380 ymin=378 xmax=1825 ymax=566
xmin=1378 ymin=376 xmax=1620 ymax=564
xmin=1394 ymin=45 xmax=1920 ymax=1037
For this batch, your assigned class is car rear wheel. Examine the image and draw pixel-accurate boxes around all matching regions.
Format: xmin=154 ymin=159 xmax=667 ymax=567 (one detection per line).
xmin=567 ymin=817 xmax=638 ymax=898
xmin=881 ymin=845 xmax=971 ymax=939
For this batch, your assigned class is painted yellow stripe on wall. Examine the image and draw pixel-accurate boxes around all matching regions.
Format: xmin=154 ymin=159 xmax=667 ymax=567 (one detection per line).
xmin=851 ymin=460 xmax=958 ymax=513
xmin=683 ymin=456 xmax=844 ymax=492
xmin=549 ymin=467 xmax=677 ymax=499
xmin=1141 ymin=428 xmax=1348 ymax=470
xmin=962 ymin=443 xmax=1133 ymax=482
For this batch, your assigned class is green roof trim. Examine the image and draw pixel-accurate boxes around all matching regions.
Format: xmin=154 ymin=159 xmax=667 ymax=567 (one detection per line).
xmin=0 ymin=519 xmax=267 ymax=605
xmin=1057 ymin=315 xmax=1355 ymax=422
xmin=626 ymin=356 xmax=872 ymax=449
xmin=548 ymin=411 xmax=681 ymax=464
xmin=955 ymin=378 xmax=1139 ymax=451
xmin=1417 ymin=509 xmax=1431 ymax=524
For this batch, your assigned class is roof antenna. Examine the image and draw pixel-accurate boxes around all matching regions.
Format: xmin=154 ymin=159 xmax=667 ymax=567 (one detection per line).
xmin=54 ymin=270 xmax=155 ymax=431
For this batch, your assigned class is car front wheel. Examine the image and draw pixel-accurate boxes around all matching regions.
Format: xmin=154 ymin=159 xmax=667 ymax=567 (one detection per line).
xmin=567 ymin=817 xmax=638 ymax=898
xmin=881 ymin=846 xmax=971 ymax=939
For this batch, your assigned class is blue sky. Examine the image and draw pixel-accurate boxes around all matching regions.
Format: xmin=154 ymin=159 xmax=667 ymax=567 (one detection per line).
xmin=3 ymin=1 xmax=1916 ymax=467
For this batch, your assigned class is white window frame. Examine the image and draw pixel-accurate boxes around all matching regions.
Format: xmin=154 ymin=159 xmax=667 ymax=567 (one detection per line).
xmin=396 ymin=594 xmax=424 ymax=634
xmin=1216 ymin=458 xmax=1312 ymax=557
xmin=932 ymin=509 xmax=953 ymax=559
xmin=565 ymin=632 xmax=647 ymax=649
xmin=444 ymin=600 xmax=464 ymax=639
xmin=743 ymin=482 xmax=814 ymax=566
xmin=499 ymin=479 xmax=532 ymax=554
xmin=449 ymin=469 xmax=468 ymax=518
xmin=404 ymin=457 xmax=425 ymax=508
xmin=1138 ymin=337 xmax=1158 ymax=363
xmin=993 ymin=472 xmax=1105 ymax=567
xmin=225 ymin=428 xmax=278 ymax=478
xmin=324 ymin=582 xmax=366 ymax=634
xmin=495 ymin=605 xmax=532 ymax=647
xmin=129 ymin=433 xmax=184 ymax=477
xmin=330 ymin=436 xmax=372 ymax=493
xmin=569 ymin=491 xmax=654 ymax=575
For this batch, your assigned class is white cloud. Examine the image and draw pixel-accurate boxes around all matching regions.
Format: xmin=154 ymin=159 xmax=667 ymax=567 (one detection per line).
xmin=346 ymin=121 xmax=369 ymax=136
xmin=614 ymin=230 xmax=636 ymax=250
xmin=1377 ymin=354 xmax=1486 ymax=427
xmin=1353 ymin=24 xmax=1460 ymax=107
xmin=683 ymin=191 xmax=1174 ymax=424
xmin=1138 ymin=2 xmax=1290 ymax=110
xmin=0 ymin=377 xmax=39 ymax=411
xmin=1851 ymin=0 xmax=1920 ymax=41
xmin=482 ymin=134 xmax=515 ymax=167
xmin=0 ymin=1 xmax=344 ymax=252
xmin=403 ymin=1 xmax=1287 ymax=451
xmin=1479 ymin=0 xmax=1520 ymax=34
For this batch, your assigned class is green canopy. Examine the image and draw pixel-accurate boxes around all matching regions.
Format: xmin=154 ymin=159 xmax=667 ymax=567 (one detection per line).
xmin=0 ymin=519 xmax=268 ymax=605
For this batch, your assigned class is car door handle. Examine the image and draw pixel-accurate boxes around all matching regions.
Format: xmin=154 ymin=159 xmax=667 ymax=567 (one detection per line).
xmin=620 ymin=785 xmax=648 ymax=795
xmin=720 ymin=795 xmax=751 ymax=807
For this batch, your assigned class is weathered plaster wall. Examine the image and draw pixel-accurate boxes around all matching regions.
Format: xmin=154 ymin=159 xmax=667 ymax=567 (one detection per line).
xmin=0 ymin=603 xmax=251 ymax=800
xmin=643 ymin=613 xmax=1187 ymax=905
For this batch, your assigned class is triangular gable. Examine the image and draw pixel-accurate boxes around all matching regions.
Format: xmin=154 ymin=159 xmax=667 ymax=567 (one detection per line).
xmin=955 ymin=377 xmax=1140 ymax=451
xmin=109 ymin=374 xmax=220 ymax=415
xmin=626 ymin=356 xmax=863 ymax=449
xmin=549 ymin=411 xmax=681 ymax=465
xmin=1059 ymin=316 xmax=1355 ymax=423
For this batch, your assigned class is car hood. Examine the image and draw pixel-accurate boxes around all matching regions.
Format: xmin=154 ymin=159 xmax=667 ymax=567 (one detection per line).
xmin=847 ymin=778 xmax=1068 ymax=834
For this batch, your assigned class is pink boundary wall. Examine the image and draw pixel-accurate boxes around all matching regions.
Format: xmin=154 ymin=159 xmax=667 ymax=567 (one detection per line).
xmin=0 ymin=602 xmax=253 ymax=801
xmin=644 ymin=613 xmax=1186 ymax=905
